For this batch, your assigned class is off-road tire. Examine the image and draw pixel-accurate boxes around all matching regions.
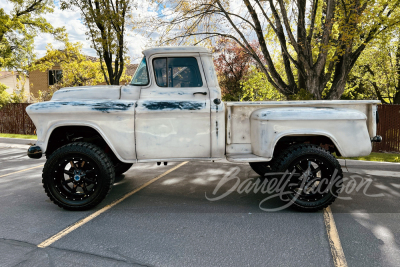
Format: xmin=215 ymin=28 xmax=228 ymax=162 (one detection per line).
xmin=114 ymin=162 xmax=133 ymax=176
xmin=271 ymin=144 xmax=343 ymax=211
xmin=42 ymin=142 xmax=115 ymax=211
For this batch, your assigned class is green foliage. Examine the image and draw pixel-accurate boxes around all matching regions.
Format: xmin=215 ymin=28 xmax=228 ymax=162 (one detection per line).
xmin=0 ymin=0 xmax=64 ymax=70
xmin=150 ymin=0 xmax=400 ymax=100
xmin=29 ymin=38 xmax=131 ymax=102
xmin=0 ymin=133 xmax=37 ymax=139
xmin=61 ymin=0 xmax=132 ymax=85
xmin=0 ymin=79 xmax=28 ymax=107
xmin=344 ymin=28 xmax=400 ymax=103
xmin=337 ymin=152 xmax=400 ymax=163
xmin=0 ymin=82 xmax=10 ymax=108
xmin=241 ymin=67 xmax=285 ymax=101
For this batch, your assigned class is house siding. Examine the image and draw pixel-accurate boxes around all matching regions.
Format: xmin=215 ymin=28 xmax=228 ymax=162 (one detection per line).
xmin=0 ymin=73 xmax=30 ymax=97
xmin=29 ymin=65 xmax=61 ymax=97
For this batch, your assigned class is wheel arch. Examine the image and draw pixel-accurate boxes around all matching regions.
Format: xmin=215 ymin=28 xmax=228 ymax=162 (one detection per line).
xmin=271 ymin=131 xmax=344 ymax=157
xmin=43 ymin=122 xmax=128 ymax=163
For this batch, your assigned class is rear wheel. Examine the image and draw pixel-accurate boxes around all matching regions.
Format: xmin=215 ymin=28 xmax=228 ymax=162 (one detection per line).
xmin=42 ymin=142 xmax=115 ymax=210
xmin=271 ymin=144 xmax=343 ymax=211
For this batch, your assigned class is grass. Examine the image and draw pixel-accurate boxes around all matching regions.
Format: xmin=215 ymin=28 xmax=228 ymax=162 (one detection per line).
xmin=337 ymin=152 xmax=400 ymax=163
xmin=0 ymin=133 xmax=37 ymax=139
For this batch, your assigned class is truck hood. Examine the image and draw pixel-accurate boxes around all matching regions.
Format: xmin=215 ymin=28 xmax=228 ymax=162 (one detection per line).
xmin=51 ymin=85 xmax=121 ymax=101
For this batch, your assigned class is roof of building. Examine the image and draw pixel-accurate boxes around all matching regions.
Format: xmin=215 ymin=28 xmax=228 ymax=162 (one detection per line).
xmin=0 ymin=71 xmax=13 ymax=79
xmin=125 ymin=64 xmax=138 ymax=77
xmin=0 ymin=71 xmax=26 ymax=79
xmin=142 ymin=46 xmax=211 ymax=57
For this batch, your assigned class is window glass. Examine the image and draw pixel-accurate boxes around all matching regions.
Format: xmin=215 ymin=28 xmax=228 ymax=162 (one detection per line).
xmin=153 ymin=58 xmax=167 ymax=87
xmin=131 ymin=57 xmax=149 ymax=85
xmin=49 ymin=70 xmax=62 ymax=85
xmin=153 ymin=57 xmax=203 ymax=87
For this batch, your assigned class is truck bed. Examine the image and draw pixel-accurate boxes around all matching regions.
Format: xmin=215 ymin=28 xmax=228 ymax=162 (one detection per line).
xmin=225 ymin=100 xmax=380 ymax=159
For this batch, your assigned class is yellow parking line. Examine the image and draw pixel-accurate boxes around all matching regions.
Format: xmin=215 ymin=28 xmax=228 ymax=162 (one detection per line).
xmin=0 ymin=165 xmax=44 ymax=178
xmin=324 ymin=206 xmax=348 ymax=267
xmin=37 ymin=161 xmax=188 ymax=248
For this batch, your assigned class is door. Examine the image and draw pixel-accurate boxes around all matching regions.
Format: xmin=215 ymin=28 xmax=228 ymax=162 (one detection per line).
xmin=135 ymin=55 xmax=211 ymax=160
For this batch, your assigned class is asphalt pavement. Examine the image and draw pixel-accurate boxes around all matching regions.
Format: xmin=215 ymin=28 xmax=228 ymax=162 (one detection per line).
xmin=0 ymin=142 xmax=399 ymax=267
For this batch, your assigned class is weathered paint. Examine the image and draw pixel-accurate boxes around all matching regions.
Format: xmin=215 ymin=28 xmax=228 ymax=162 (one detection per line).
xmin=141 ymin=101 xmax=205 ymax=111
xmin=26 ymin=46 xmax=379 ymax=164
xmin=52 ymin=85 xmax=121 ymax=101
xmin=250 ymin=107 xmax=372 ymax=158
xmin=26 ymin=100 xmax=137 ymax=162
xmin=228 ymin=100 xmax=379 ymax=145
xmin=28 ymin=101 xmax=135 ymax=113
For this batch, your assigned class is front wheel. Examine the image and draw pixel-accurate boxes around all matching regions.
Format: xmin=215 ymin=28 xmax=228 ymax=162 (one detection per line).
xmin=271 ymin=144 xmax=343 ymax=211
xmin=42 ymin=142 xmax=115 ymax=211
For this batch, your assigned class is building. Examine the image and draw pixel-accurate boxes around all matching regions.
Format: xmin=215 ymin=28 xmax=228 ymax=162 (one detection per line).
xmin=0 ymin=71 xmax=30 ymax=98
xmin=29 ymin=55 xmax=137 ymax=98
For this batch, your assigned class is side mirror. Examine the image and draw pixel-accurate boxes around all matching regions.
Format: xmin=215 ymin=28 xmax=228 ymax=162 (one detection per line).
xmin=213 ymin=98 xmax=221 ymax=105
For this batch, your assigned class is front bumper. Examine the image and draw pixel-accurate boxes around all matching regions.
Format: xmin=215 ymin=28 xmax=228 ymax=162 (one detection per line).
xmin=371 ymin=135 xmax=382 ymax=142
xmin=27 ymin=145 xmax=43 ymax=159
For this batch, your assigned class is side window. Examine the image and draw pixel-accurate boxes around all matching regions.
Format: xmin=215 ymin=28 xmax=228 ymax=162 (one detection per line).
xmin=153 ymin=57 xmax=203 ymax=87
xmin=131 ymin=57 xmax=149 ymax=85
xmin=153 ymin=58 xmax=167 ymax=87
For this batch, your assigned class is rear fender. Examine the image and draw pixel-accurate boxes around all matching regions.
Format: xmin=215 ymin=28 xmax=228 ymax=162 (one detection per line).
xmin=250 ymin=107 xmax=372 ymax=158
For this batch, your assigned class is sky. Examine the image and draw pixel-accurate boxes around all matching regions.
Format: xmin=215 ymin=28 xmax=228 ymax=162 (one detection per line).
xmin=0 ymin=1 xmax=159 ymax=64
xmin=1 ymin=0 xmax=253 ymax=64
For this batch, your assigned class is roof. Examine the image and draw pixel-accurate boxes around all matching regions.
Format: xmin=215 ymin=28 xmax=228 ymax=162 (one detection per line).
xmin=142 ymin=46 xmax=211 ymax=57
xmin=0 ymin=71 xmax=25 ymax=79
xmin=0 ymin=71 xmax=13 ymax=79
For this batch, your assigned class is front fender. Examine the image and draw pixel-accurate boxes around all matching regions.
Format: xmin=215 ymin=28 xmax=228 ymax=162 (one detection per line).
xmin=26 ymin=100 xmax=137 ymax=162
xmin=250 ymin=107 xmax=372 ymax=158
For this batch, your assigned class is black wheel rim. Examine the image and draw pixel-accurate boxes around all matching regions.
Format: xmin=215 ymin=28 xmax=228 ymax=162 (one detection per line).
xmin=52 ymin=155 xmax=100 ymax=202
xmin=285 ymin=156 xmax=338 ymax=202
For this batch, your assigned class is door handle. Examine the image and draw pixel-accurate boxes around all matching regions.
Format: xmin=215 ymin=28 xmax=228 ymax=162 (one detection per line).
xmin=193 ymin=92 xmax=207 ymax=95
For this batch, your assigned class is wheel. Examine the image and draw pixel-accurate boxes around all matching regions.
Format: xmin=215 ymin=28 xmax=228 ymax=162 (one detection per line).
xmin=249 ymin=161 xmax=274 ymax=176
xmin=114 ymin=162 xmax=133 ymax=176
xmin=42 ymin=142 xmax=115 ymax=210
xmin=271 ymin=144 xmax=343 ymax=211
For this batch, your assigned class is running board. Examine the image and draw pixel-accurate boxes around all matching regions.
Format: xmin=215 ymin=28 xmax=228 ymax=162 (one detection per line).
xmin=226 ymin=154 xmax=271 ymax=163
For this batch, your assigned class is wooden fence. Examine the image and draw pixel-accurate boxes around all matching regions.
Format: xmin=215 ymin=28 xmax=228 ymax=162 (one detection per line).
xmin=373 ymin=104 xmax=400 ymax=153
xmin=0 ymin=103 xmax=35 ymax=135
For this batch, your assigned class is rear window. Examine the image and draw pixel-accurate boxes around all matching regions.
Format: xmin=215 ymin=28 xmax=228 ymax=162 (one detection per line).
xmin=153 ymin=57 xmax=203 ymax=87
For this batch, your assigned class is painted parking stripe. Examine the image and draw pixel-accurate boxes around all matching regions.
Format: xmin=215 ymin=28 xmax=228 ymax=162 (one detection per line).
xmin=0 ymin=165 xmax=44 ymax=178
xmin=37 ymin=161 xmax=188 ymax=248
xmin=324 ymin=206 xmax=348 ymax=267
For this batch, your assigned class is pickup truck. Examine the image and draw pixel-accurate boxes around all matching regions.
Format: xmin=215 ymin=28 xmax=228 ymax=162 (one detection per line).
xmin=26 ymin=46 xmax=381 ymax=211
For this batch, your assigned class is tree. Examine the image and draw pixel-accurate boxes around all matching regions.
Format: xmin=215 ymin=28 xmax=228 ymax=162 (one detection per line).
xmin=344 ymin=28 xmax=400 ymax=104
xmin=61 ymin=0 xmax=134 ymax=85
xmin=241 ymin=67 xmax=285 ymax=101
xmin=149 ymin=0 xmax=400 ymax=100
xmin=213 ymin=38 xmax=253 ymax=101
xmin=0 ymin=82 xmax=10 ymax=108
xmin=0 ymin=0 xmax=64 ymax=70
xmin=29 ymin=38 xmax=131 ymax=101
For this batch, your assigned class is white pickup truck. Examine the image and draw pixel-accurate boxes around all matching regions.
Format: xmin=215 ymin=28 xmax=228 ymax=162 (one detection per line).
xmin=26 ymin=46 xmax=381 ymax=211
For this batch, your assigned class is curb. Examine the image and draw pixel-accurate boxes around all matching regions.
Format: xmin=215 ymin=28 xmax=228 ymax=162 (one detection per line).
xmin=345 ymin=158 xmax=400 ymax=165
xmin=0 ymin=143 xmax=31 ymax=149
xmin=0 ymin=137 xmax=36 ymax=145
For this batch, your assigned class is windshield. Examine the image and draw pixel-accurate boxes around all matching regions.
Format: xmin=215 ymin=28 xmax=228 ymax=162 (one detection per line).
xmin=130 ymin=57 xmax=149 ymax=85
